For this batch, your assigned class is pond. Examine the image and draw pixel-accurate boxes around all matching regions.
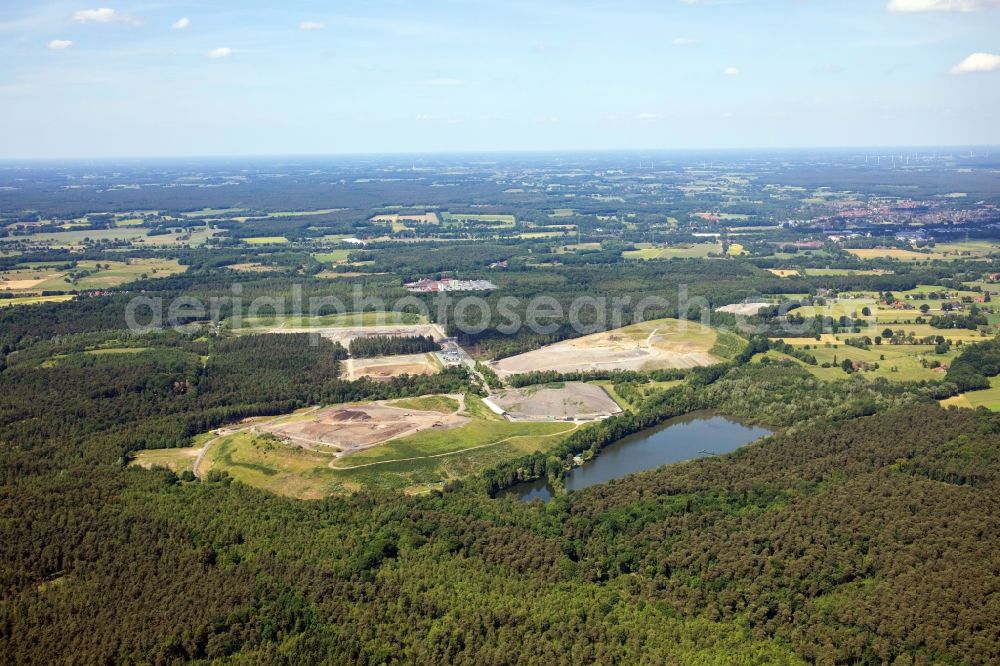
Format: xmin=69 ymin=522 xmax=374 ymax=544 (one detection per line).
xmin=501 ymin=412 xmax=771 ymax=502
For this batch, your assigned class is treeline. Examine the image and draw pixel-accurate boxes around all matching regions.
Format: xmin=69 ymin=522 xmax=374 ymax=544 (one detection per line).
xmin=947 ymin=337 xmax=1000 ymax=391
xmin=507 ymin=367 xmax=688 ymax=388
xmin=348 ymin=335 xmax=440 ymax=358
xmin=768 ymin=338 xmax=818 ymax=364
xmin=930 ymin=311 xmax=989 ymax=330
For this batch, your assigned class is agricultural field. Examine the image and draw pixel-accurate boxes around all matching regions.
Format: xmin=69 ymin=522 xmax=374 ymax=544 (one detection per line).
xmin=315 ymin=271 xmax=381 ymax=279
xmin=928 ymin=240 xmax=1000 ymax=258
xmin=0 ymin=294 xmax=74 ymax=308
xmin=941 ymin=377 xmax=1000 ymax=410
xmin=371 ymin=213 xmax=440 ymax=225
xmin=341 ymin=352 xmax=443 ymax=380
xmin=773 ymin=318 xmax=988 ymax=344
xmin=0 ymin=259 xmax=185 ymax=292
xmin=875 ymin=323 xmax=991 ymax=343
xmin=518 ymin=231 xmax=568 ymax=239
xmin=0 ymin=265 xmax=65 ymax=290
xmin=767 ymin=269 xmax=800 ymax=277
xmin=312 ymin=250 xmax=353 ymax=263
xmin=773 ymin=334 xmax=844 ymax=346
xmin=762 ymin=342 xmax=961 ymax=383
xmin=845 ymin=242 xmax=1000 ymax=262
xmin=1 ymin=227 xmax=149 ymax=246
xmin=266 ymin=208 xmax=345 ymax=218
xmin=226 ymin=311 xmax=431 ymax=333
xmin=844 ymin=248 xmax=931 ymax=261
xmin=492 ymin=317 xmax=727 ymax=376
xmin=226 ymin=262 xmax=285 ymax=273
xmin=486 ymin=382 xmax=622 ymax=421
xmin=0 ymin=227 xmax=217 ymax=248
xmin=442 ymin=212 xmax=516 ymax=227
xmin=555 ymin=242 xmax=602 ymax=254
xmin=803 ymin=268 xmax=893 ymax=277
xmin=180 ymin=207 xmax=247 ymax=218
xmin=139 ymin=228 xmax=219 ymax=246
xmin=783 ymin=287 xmax=991 ymax=331
xmin=243 ymin=236 xmax=289 ymax=245
xmin=623 ymin=242 xmax=724 ymax=260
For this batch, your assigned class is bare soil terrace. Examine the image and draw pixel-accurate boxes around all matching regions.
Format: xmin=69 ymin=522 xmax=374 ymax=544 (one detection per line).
xmin=262 ymin=324 xmax=445 ymax=347
xmin=492 ymin=318 xmax=720 ymax=376
xmin=488 ymin=382 xmax=623 ymax=421
xmin=342 ymin=353 xmax=442 ymax=380
xmin=261 ymin=396 xmax=468 ymax=456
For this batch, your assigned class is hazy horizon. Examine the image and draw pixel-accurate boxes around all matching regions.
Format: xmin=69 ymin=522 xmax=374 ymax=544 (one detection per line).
xmin=2 ymin=144 xmax=1000 ymax=164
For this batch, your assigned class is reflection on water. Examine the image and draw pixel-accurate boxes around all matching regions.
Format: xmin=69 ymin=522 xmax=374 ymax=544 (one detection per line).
xmin=502 ymin=412 xmax=771 ymax=502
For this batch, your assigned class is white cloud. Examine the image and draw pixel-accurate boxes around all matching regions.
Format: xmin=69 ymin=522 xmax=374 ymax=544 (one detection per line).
xmin=422 ymin=77 xmax=465 ymax=86
xmin=888 ymin=0 xmax=1000 ymax=12
xmin=637 ymin=112 xmax=664 ymax=120
xmin=72 ymin=8 xmax=140 ymax=25
xmin=299 ymin=21 xmax=325 ymax=30
xmin=172 ymin=17 xmax=190 ymax=30
xmin=672 ymin=37 xmax=697 ymax=46
xmin=47 ymin=39 xmax=73 ymax=50
xmin=724 ymin=66 xmax=740 ymax=76
xmin=207 ymin=47 xmax=232 ymax=59
xmin=950 ymin=52 xmax=1000 ymax=74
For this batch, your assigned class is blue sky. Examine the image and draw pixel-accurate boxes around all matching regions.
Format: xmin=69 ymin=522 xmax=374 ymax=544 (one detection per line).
xmin=1 ymin=0 xmax=998 ymax=158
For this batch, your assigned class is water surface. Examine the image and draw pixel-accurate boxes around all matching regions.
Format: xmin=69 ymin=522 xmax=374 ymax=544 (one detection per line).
xmin=502 ymin=412 xmax=771 ymax=502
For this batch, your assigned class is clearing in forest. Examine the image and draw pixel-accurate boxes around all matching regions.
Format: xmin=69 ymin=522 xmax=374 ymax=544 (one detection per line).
xmin=342 ymin=353 xmax=442 ymax=380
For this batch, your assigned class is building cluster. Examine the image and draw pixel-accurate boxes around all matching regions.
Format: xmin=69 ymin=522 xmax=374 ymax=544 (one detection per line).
xmin=404 ymin=278 xmax=496 ymax=293
xmin=436 ymin=339 xmax=465 ymax=366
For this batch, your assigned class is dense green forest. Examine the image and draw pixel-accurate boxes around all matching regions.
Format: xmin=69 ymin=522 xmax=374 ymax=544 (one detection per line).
xmin=0 ymin=317 xmax=996 ymax=664
xmin=2 ymin=364 xmax=998 ymax=663
xmin=2 ymin=154 xmax=1000 ymax=664
xmin=349 ymin=335 xmax=440 ymax=358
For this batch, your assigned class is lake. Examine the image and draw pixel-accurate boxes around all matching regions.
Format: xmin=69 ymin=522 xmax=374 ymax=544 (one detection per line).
xmin=502 ymin=412 xmax=771 ymax=502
